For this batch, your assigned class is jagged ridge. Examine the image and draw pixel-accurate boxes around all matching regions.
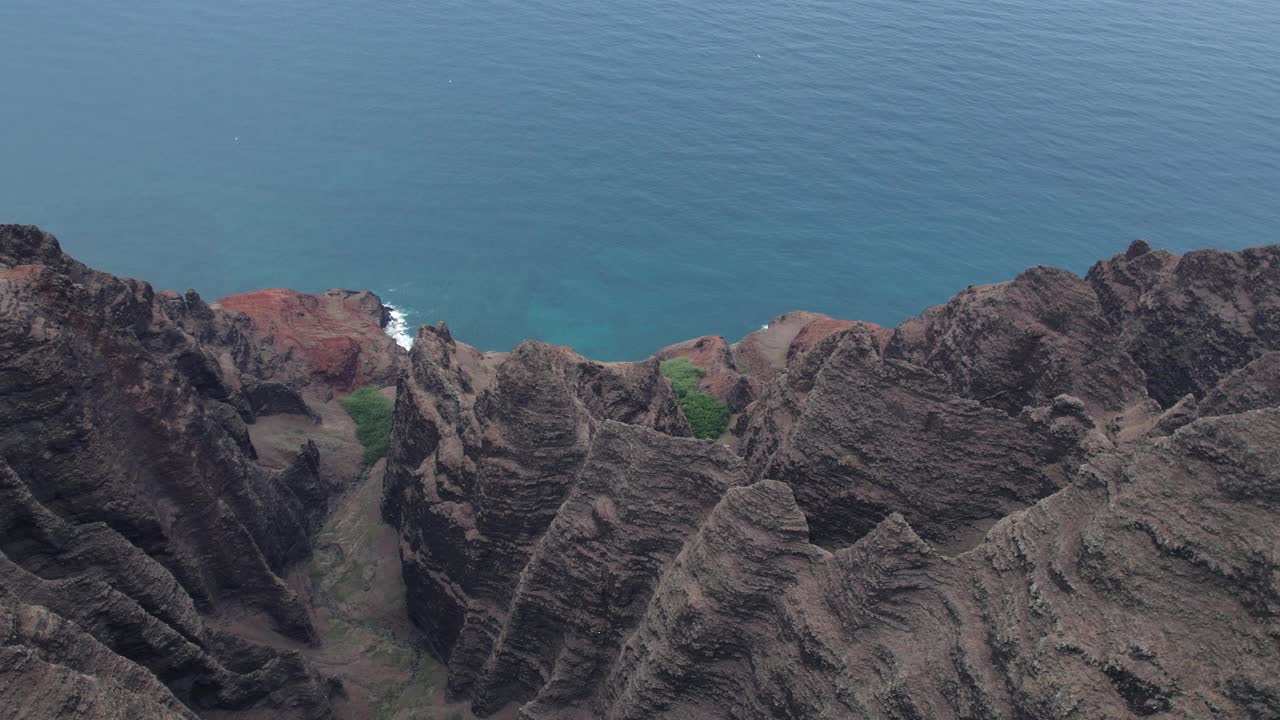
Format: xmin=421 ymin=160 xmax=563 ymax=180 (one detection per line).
xmin=384 ymin=239 xmax=1280 ymax=719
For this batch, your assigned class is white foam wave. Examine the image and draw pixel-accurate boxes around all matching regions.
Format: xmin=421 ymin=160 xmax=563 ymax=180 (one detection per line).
xmin=384 ymin=304 xmax=415 ymax=350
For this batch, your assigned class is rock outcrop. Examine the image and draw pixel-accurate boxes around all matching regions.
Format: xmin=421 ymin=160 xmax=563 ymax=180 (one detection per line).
xmin=0 ymin=225 xmax=400 ymax=719
xmin=393 ymin=346 xmax=1280 ymax=720
xmin=0 ymin=585 xmax=195 ymax=720
xmin=738 ymin=325 xmax=1098 ymax=550
xmin=1087 ymin=240 xmax=1280 ymax=407
xmin=382 ymin=239 xmax=1280 ymax=719
xmin=214 ymin=287 xmax=405 ymax=395
xmin=654 ymin=313 xmax=891 ymax=414
xmin=885 ymin=265 xmax=1149 ymax=417
xmin=732 ymin=311 xmax=890 ymax=388
xmin=6 ymin=225 xmax=1280 ymax=720
xmin=601 ymin=409 xmax=1280 ymax=719
xmin=467 ymin=421 xmax=745 ymax=717
xmin=1200 ymin=351 xmax=1280 ymax=416
xmin=382 ymin=323 xmax=689 ymax=707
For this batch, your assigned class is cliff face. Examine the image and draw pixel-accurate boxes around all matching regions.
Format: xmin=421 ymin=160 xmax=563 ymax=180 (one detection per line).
xmin=605 ymin=409 xmax=1279 ymax=719
xmin=381 ymin=324 xmax=689 ymax=712
xmin=0 ymin=225 xmax=402 ymax=719
xmin=1086 ymin=241 xmax=1280 ymax=407
xmin=214 ymin=288 xmax=403 ymax=394
xmin=4 ymin=225 xmax=1280 ymax=720
xmin=885 ymin=264 xmax=1149 ymax=416
xmin=737 ymin=326 xmax=1099 ymax=550
xmin=654 ymin=311 xmax=892 ymax=413
xmin=0 ymin=584 xmax=195 ymax=720
xmin=383 ymin=239 xmax=1280 ymax=719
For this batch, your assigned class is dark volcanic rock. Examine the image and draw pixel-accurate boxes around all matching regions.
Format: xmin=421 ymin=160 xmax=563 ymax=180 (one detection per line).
xmin=886 ymin=265 xmax=1149 ymax=416
xmin=601 ymin=479 xmax=821 ymax=720
xmin=469 ymin=421 xmax=745 ymax=717
xmin=381 ymin=240 xmax=1280 ymax=719
xmin=1150 ymin=393 xmax=1200 ymax=436
xmin=738 ymin=326 xmax=1097 ymax=549
xmin=0 ymin=226 xmax=341 ymax=718
xmin=244 ymin=380 xmax=321 ymax=421
xmin=1087 ymin=243 xmax=1280 ymax=406
xmin=1085 ymin=240 xmax=1181 ymax=323
xmin=0 ymin=586 xmax=194 ymax=720
xmin=8 ymin=224 xmax=1280 ymax=720
xmin=600 ymin=409 xmax=1280 ymax=719
xmin=382 ymin=324 xmax=690 ymax=703
xmin=1200 ymin=351 xmax=1280 ymax=416
xmin=0 ymin=462 xmax=335 ymax=718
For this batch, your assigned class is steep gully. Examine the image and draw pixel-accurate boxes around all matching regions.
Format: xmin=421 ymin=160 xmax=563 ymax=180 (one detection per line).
xmin=1 ymin=225 xmax=1278 ymax=719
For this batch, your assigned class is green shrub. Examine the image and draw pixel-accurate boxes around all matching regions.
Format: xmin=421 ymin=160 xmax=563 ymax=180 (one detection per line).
xmin=340 ymin=387 xmax=394 ymax=464
xmin=659 ymin=356 xmax=705 ymax=398
xmin=678 ymin=391 xmax=731 ymax=440
xmin=660 ymin=357 xmax=730 ymax=439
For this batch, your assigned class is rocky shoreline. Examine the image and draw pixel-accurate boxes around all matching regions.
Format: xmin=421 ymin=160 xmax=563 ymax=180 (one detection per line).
xmin=2 ymin=224 xmax=1278 ymax=719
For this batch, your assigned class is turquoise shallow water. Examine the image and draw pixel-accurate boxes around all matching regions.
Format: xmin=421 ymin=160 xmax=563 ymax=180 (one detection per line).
xmin=3 ymin=0 xmax=1278 ymax=359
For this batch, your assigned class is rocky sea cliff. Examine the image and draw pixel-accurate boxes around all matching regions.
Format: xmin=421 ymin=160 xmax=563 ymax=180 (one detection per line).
xmin=2 ymin=225 xmax=1278 ymax=719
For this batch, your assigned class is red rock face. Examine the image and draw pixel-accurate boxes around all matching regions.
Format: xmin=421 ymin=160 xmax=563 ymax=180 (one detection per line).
xmin=663 ymin=335 xmax=733 ymax=374
xmin=787 ymin=316 xmax=890 ymax=357
xmin=215 ymin=288 xmax=403 ymax=392
xmin=650 ymin=311 xmax=890 ymax=412
xmin=654 ymin=335 xmax=746 ymax=405
xmin=732 ymin=312 xmax=887 ymax=383
xmin=0 ymin=264 xmax=45 ymax=281
xmin=652 ymin=315 xmax=892 ymax=414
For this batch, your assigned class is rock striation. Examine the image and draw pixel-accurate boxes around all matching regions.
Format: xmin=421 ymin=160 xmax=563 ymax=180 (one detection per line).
xmin=737 ymin=325 xmax=1098 ymax=550
xmin=0 ymin=584 xmax=195 ymax=720
xmin=603 ymin=409 xmax=1280 ymax=719
xmin=1087 ymin=241 xmax=1280 ymax=407
xmin=0 ymin=225 xmax=400 ymax=719
xmin=5 ymin=225 xmax=1280 ymax=720
xmin=885 ymin=265 xmax=1149 ymax=416
xmin=383 ymin=239 xmax=1280 ymax=719
xmin=381 ymin=324 xmax=690 ymax=708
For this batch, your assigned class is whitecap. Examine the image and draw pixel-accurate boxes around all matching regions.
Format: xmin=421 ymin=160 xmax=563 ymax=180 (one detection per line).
xmin=384 ymin=303 xmax=415 ymax=350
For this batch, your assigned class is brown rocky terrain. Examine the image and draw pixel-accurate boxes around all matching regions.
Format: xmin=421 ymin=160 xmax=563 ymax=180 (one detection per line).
xmin=736 ymin=326 xmax=1100 ymax=551
xmin=0 ymin=225 xmax=405 ymax=719
xmin=214 ymin=288 xmax=404 ymax=396
xmin=380 ymin=323 xmax=689 ymax=710
xmin=3 ymin=226 xmax=1279 ymax=720
xmin=885 ymin=264 xmax=1149 ymax=417
xmin=383 ymin=239 xmax=1280 ymax=719
xmin=603 ymin=408 xmax=1279 ymax=719
xmin=655 ymin=312 xmax=892 ymax=413
xmin=1086 ymin=240 xmax=1280 ymax=407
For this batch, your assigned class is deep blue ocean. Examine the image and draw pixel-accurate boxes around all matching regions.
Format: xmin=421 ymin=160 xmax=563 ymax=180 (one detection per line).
xmin=3 ymin=0 xmax=1278 ymax=359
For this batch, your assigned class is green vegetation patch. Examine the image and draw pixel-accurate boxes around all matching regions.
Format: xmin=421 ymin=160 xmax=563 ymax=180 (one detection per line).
xmin=659 ymin=356 xmax=705 ymax=396
xmin=659 ymin=357 xmax=731 ymax=440
xmin=340 ymin=387 xmax=395 ymax=463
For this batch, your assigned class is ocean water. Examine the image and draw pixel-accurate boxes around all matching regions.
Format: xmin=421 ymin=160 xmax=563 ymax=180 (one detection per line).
xmin=3 ymin=0 xmax=1278 ymax=359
